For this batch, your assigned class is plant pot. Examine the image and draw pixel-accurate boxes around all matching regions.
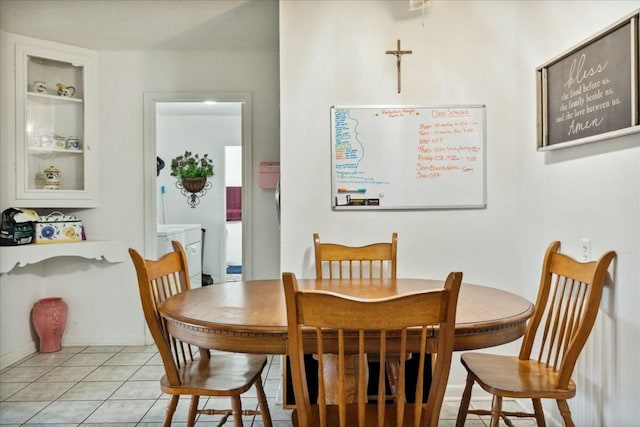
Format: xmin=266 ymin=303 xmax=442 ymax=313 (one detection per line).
xmin=32 ymin=297 xmax=68 ymax=353
xmin=182 ymin=177 xmax=207 ymax=193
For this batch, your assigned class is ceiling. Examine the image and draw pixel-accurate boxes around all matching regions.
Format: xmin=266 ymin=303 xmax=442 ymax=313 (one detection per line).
xmin=0 ymin=0 xmax=279 ymax=51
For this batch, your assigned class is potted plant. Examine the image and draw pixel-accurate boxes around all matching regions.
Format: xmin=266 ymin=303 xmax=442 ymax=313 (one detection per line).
xmin=170 ymin=151 xmax=215 ymax=193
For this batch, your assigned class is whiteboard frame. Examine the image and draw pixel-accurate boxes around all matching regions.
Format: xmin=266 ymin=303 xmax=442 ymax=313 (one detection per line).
xmin=330 ymin=104 xmax=487 ymax=211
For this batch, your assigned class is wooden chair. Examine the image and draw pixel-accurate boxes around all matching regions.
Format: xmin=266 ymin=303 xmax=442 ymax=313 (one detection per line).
xmin=129 ymin=241 xmax=272 ymax=427
xmin=455 ymin=241 xmax=616 ymax=427
xmin=283 ymin=271 xmax=462 ymax=427
xmin=314 ymin=232 xmax=405 ymax=402
xmin=314 ymin=232 xmax=397 ymax=279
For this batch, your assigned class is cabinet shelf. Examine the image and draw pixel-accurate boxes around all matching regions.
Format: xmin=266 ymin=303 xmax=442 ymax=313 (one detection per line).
xmin=28 ymin=147 xmax=84 ymax=154
xmin=0 ymin=240 xmax=125 ymax=274
xmin=27 ymin=92 xmax=83 ymax=103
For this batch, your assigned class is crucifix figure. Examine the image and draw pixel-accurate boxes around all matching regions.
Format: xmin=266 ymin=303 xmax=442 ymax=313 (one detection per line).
xmin=386 ymin=39 xmax=412 ymax=93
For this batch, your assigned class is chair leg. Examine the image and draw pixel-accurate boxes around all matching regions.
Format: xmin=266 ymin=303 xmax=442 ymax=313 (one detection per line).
xmin=455 ymin=374 xmax=474 ymax=427
xmin=532 ymin=398 xmax=546 ymax=427
xmin=557 ymin=399 xmax=575 ymax=427
xmin=490 ymin=394 xmax=503 ymax=427
xmin=187 ymin=395 xmax=199 ymax=427
xmin=163 ymin=395 xmax=179 ymax=427
xmin=255 ymin=376 xmax=273 ymax=427
xmin=231 ymin=395 xmax=244 ymax=427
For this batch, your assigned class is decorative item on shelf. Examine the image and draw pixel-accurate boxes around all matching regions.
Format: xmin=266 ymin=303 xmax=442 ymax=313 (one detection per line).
xmin=31 ymin=297 xmax=68 ymax=353
xmin=66 ymin=136 xmax=80 ymax=150
xmin=43 ymin=166 xmax=61 ymax=190
xmin=0 ymin=208 xmax=38 ymax=246
xmin=56 ymin=83 xmax=75 ymax=97
xmin=39 ymin=134 xmax=56 ymax=148
xmin=33 ymin=81 xmax=47 ymax=94
xmin=170 ymin=151 xmax=215 ymax=208
xmin=35 ymin=211 xmax=83 ymax=244
xmin=54 ymin=136 xmax=66 ymax=149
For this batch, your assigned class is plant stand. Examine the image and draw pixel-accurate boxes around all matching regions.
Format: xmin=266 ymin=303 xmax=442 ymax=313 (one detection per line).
xmin=177 ymin=178 xmax=212 ymax=208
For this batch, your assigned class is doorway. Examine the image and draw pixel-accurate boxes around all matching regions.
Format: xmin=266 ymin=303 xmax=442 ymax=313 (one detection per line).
xmin=143 ymin=92 xmax=253 ymax=282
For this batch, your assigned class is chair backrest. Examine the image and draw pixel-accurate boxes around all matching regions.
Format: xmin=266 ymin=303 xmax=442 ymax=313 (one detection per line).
xmin=129 ymin=241 xmax=203 ymax=386
xmin=283 ymin=271 xmax=462 ymax=427
xmin=314 ymin=232 xmax=398 ymax=279
xmin=519 ymin=241 xmax=616 ymax=388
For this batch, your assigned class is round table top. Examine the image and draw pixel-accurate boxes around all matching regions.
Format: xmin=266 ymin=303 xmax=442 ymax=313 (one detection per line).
xmin=159 ymin=278 xmax=534 ymax=353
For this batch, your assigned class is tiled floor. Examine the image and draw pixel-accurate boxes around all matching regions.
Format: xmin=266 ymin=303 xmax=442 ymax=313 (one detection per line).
xmin=0 ymin=345 xmax=533 ymax=426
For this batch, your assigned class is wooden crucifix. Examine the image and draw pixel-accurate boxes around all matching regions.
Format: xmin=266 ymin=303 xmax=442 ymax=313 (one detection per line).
xmin=386 ymin=39 xmax=412 ymax=93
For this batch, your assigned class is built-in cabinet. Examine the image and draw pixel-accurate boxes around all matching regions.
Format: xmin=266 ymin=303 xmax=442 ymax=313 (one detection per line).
xmin=0 ymin=36 xmax=123 ymax=272
xmin=12 ymin=41 xmax=98 ymax=208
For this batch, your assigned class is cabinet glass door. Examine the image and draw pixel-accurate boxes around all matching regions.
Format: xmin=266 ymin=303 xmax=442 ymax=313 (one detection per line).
xmin=26 ymin=55 xmax=85 ymax=191
xmin=15 ymin=42 xmax=97 ymax=207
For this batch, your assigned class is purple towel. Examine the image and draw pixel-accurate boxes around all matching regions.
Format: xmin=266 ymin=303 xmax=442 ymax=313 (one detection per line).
xmin=226 ymin=186 xmax=242 ymax=221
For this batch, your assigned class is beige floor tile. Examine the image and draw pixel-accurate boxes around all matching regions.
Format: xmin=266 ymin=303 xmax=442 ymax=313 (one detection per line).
xmin=0 ymin=401 xmax=49 ymax=424
xmin=109 ymin=380 xmax=161 ymax=400
xmin=0 ymin=382 xmax=29 ymax=400
xmin=128 ymin=364 xmax=165 ymax=380
xmin=139 ymin=397 xmax=200 ymax=423
xmin=36 ymin=366 xmax=95 ymax=383
xmin=5 ymin=381 xmax=75 ymax=402
xmin=102 ymin=351 xmax=155 ymax=366
xmin=81 ymin=346 xmax=125 ymax=354
xmin=0 ymin=366 xmax=52 ymax=383
xmin=83 ymin=399 xmax=156 ymax=423
xmin=120 ymin=345 xmax=158 ymax=353
xmin=82 ymin=365 xmax=138 ymax=381
xmin=60 ymin=352 xmax=114 ymax=367
xmin=27 ymin=400 xmax=102 ymax=423
xmin=144 ymin=352 xmax=163 ymax=365
xmin=0 ymin=346 xmax=522 ymax=426
xmin=56 ymin=346 xmax=88 ymax=354
xmin=59 ymin=381 xmax=123 ymax=401
xmin=16 ymin=352 xmax=74 ymax=367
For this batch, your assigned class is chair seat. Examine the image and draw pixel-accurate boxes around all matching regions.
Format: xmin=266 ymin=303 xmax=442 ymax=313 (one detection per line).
xmin=160 ymin=353 xmax=268 ymax=396
xmin=292 ymin=403 xmax=424 ymax=427
xmin=460 ymin=352 xmax=576 ymax=399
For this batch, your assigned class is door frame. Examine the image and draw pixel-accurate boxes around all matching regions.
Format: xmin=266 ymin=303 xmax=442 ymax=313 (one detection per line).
xmin=143 ymin=92 xmax=254 ymax=279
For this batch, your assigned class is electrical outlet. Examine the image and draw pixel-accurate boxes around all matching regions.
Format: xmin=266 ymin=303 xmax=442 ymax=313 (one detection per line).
xmin=581 ymin=238 xmax=591 ymax=262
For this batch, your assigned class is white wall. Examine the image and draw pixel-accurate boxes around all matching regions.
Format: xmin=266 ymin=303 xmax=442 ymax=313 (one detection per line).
xmin=513 ymin=2 xmax=640 ymax=425
xmin=279 ymin=1 xmax=639 ymax=425
xmin=0 ymin=29 xmax=280 ymax=366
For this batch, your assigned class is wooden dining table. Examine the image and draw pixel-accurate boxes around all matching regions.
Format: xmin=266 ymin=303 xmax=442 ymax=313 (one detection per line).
xmin=158 ymin=278 xmax=534 ymax=354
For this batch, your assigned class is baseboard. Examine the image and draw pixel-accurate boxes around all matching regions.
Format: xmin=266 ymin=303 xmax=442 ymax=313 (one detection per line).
xmin=0 ymin=341 xmax=37 ymax=370
xmin=61 ymin=334 xmax=146 ymax=347
xmin=445 ymin=383 xmax=492 ymax=399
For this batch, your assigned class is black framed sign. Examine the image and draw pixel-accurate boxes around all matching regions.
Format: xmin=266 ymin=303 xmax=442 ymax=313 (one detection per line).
xmin=537 ymin=10 xmax=640 ymax=150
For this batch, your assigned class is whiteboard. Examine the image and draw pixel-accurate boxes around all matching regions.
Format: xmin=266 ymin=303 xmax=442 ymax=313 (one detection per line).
xmin=331 ymin=105 xmax=486 ymax=210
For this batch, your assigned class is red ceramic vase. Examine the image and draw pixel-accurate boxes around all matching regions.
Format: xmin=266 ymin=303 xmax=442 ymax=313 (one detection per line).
xmin=32 ymin=297 xmax=68 ymax=353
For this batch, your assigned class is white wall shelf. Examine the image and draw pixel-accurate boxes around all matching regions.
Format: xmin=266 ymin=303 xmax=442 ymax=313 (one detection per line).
xmin=27 ymin=91 xmax=83 ymax=103
xmin=28 ymin=147 xmax=84 ymax=154
xmin=0 ymin=240 xmax=125 ymax=274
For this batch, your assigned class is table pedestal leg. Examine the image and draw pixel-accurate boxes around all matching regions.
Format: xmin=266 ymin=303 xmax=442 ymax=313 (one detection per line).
xmin=321 ymin=354 xmax=369 ymax=403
